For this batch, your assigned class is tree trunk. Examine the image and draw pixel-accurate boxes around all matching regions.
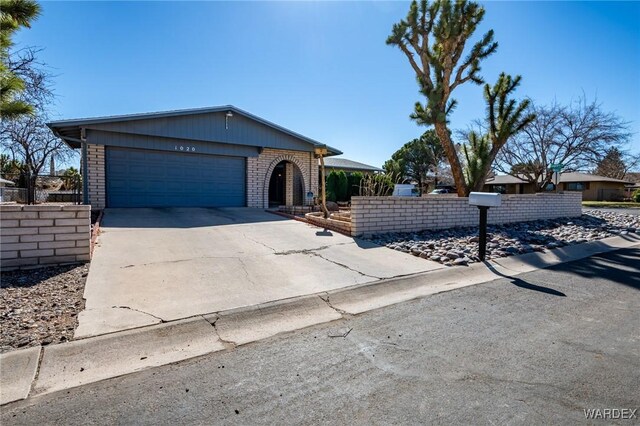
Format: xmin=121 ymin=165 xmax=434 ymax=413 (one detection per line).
xmin=434 ymin=123 xmax=468 ymax=197
xmin=318 ymin=154 xmax=330 ymax=219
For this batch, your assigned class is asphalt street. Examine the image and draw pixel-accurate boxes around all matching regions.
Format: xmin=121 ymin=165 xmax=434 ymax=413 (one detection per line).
xmin=3 ymin=248 xmax=639 ymax=425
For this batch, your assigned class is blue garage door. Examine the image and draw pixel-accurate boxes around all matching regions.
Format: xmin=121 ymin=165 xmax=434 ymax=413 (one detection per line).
xmin=106 ymin=147 xmax=246 ymax=207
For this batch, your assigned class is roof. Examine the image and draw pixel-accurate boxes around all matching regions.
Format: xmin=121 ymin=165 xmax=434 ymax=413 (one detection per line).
xmin=47 ymin=105 xmax=341 ymax=155
xmin=321 ymin=157 xmax=383 ymax=172
xmin=486 ymin=172 xmax=633 ymax=185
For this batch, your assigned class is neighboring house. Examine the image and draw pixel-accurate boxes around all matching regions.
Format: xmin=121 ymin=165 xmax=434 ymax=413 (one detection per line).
xmin=320 ymin=157 xmax=383 ymax=175
xmin=48 ymin=106 xmax=341 ymax=209
xmin=484 ymin=172 xmax=632 ymax=201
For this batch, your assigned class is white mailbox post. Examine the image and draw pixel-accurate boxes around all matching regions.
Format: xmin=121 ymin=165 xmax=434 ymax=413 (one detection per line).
xmin=469 ymin=192 xmax=502 ymax=261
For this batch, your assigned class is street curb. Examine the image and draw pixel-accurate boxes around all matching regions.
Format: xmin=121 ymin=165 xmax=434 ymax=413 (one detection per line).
xmin=2 ymin=233 xmax=638 ymax=405
xmin=0 ymin=346 xmax=41 ymax=406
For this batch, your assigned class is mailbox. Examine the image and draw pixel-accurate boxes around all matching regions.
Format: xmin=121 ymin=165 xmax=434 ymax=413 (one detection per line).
xmin=469 ymin=192 xmax=501 ymax=262
xmin=469 ymin=192 xmax=502 ymax=207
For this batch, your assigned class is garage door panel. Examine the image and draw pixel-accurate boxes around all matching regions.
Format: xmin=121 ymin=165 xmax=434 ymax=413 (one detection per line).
xmin=106 ymin=147 xmax=246 ymax=207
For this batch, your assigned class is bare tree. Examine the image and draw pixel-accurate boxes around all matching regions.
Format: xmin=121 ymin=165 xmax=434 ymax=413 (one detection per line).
xmin=0 ymin=113 xmax=71 ymax=176
xmin=495 ymin=97 xmax=631 ymax=192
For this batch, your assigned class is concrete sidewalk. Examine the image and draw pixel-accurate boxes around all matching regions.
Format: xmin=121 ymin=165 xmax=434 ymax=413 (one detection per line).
xmin=1 ymin=233 xmax=638 ymax=406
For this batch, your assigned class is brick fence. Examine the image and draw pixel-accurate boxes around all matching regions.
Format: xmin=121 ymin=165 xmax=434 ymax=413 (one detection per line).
xmin=305 ymin=212 xmax=352 ymax=236
xmin=1 ymin=205 xmax=91 ymax=270
xmin=351 ymin=192 xmax=582 ymax=237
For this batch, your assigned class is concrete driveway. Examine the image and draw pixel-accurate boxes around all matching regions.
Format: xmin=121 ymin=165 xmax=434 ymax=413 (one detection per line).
xmin=77 ymin=208 xmax=442 ymax=338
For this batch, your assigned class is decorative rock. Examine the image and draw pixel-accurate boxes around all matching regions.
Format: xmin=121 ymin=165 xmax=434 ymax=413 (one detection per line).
xmin=366 ymin=210 xmax=639 ymax=267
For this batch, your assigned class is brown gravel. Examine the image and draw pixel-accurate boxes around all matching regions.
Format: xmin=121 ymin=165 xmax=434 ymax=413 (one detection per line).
xmin=1 ymin=264 xmax=88 ymax=353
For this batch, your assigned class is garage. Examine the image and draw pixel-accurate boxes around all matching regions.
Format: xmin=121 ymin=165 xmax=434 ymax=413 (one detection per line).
xmin=106 ymin=147 xmax=246 ymax=208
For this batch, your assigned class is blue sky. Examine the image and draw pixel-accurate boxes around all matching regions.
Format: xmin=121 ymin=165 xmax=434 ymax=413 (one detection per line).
xmin=14 ymin=1 xmax=640 ymax=169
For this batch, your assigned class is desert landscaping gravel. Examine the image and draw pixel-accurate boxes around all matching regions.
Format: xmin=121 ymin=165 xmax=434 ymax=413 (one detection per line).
xmin=1 ymin=264 xmax=88 ymax=353
xmin=366 ymin=210 xmax=640 ymax=266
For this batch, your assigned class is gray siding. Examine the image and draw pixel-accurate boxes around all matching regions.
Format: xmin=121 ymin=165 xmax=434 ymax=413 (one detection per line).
xmin=87 ymin=129 xmax=260 ymax=158
xmin=86 ymin=111 xmax=313 ymax=152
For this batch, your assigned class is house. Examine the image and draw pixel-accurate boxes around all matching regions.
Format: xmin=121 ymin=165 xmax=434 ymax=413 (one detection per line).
xmin=48 ymin=106 xmax=341 ymax=209
xmin=320 ymin=157 xmax=383 ymax=175
xmin=484 ymin=172 xmax=633 ymax=201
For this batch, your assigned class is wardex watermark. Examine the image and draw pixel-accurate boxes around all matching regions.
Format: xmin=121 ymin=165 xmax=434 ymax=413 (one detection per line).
xmin=583 ymin=408 xmax=637 ymax=420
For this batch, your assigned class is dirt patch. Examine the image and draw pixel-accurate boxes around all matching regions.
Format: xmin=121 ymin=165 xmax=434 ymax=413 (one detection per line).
xmin=0 ymin=264 xmax=88 ymax=353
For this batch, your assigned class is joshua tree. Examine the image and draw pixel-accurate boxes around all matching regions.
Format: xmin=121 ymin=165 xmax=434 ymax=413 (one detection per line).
xmin=465 ymin=73 xmax=534 ymax=191
xmin=387 ymin=0 xmax=498 ymax=196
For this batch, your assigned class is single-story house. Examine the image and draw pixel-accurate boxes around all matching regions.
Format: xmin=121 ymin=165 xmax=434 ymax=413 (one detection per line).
xmin=320 ymin=157 xmax=383 ymax=175
xmin=48 ymin=106 xmax=341 ymax=209
xmin=484 ymin=172 xmax=633 ymax=201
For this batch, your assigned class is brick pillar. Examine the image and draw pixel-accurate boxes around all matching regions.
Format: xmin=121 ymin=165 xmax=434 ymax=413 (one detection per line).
xmin=87 ymin=144 xmax=106 ymax=209
xmin=285 ymin=162 xmax=294 ymax=206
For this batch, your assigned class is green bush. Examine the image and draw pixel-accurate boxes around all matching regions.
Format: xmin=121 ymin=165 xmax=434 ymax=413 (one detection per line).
xmin=326 ymin=171 xmax=338 ymax=202
xmin=336 ymin=171 xmax=348 ymax=201
xmin=633 ymin=189 xmax=640 ymax=203
xmin=348 ymin=172 xmax=364 ymax=198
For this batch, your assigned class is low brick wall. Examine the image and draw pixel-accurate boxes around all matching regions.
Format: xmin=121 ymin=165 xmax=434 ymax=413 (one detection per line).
xmin=1 ymin=205 xmax=91 ymax=270
xmin=351 ymin=192 xmax=582 ymax=237
xmin=305 ymin=212 xmax=352 ymax=236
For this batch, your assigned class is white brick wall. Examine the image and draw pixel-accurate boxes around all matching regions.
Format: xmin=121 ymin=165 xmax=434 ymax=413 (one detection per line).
xmin=87 ymin=144 xmax=105 ymax=209
xmin=0 ymin=205 xmax=92 ymax=270
xmin=351 ymin=192 xmax=583 ymax=237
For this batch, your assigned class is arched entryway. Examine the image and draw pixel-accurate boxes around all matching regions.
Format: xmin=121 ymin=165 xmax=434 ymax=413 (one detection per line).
xmin=267 ymin=160 xmax=305 ymax=207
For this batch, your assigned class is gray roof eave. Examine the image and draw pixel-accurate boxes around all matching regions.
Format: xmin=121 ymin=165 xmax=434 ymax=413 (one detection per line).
xmin=47 ymin=105 xmax=342 ymax=155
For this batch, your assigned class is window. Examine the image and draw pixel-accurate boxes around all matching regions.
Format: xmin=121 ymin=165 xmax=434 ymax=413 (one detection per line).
xmin=566 ymin=182 xmax=586 ymax=191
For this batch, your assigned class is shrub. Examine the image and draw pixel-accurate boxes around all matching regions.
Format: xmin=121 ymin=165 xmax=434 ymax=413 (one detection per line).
xmin=348 ymin=172 xmax=364 ymax=198
xmin=336 ymin=171 xmax=348 ymax=201
xmin=326 ymin=171 xmax=338 ymax=202
xmin=633 ymin=189 xmax=640 ymax=203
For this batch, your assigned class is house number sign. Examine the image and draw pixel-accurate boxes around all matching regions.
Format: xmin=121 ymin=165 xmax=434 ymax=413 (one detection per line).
xmin=175 ymin=145 xmax=196 ymax=152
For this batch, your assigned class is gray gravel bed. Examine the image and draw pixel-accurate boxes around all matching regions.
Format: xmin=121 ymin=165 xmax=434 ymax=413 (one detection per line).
xmin=366 ymin=210 xmax=640 ymax=267
xmin=1 ymin=264 xmax=88 ymax=353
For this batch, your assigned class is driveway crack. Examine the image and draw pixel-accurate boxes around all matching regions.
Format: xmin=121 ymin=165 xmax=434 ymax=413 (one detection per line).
xmin=242 ymin=233 xmax=277 ymax=252
xmin=112 ymin=305 xmax=164 ymax=323
xmin=120 ymin=255 xmax=241 ymax=269
xmin=311 ymin=252 xmax=382 ymax=280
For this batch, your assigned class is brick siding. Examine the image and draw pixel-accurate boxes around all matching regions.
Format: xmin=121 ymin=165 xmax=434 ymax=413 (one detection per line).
xmin=247 ymin=148 xmax=318 ymax=208
xmin=0 ymin=205 xmax=92 ymax=270
xmin=351 ymin=192 xmax=583 ymax=237
xmin=87 ymin=144 xmax=106 ymax=209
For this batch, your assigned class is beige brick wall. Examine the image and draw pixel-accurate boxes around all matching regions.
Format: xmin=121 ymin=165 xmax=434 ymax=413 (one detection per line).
xmin=0 ymin=205 xmax=91 ymax=270
xmin=87 ymin=144 xmax=105 ymax=209
xmin=305 ymin=212 xmax=352 ymax=235
xmin=351 ymin=192 xmax=583 ymax=237
xmin=247 ymin=148 xmax=318 ymax=208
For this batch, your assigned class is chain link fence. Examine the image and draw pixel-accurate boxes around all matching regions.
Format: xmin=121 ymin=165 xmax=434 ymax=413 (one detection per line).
xmin=0 ymin=173 xmax=82 ymax=205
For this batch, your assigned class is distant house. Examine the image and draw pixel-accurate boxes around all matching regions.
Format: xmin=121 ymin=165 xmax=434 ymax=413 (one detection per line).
xmin=484 ymin=172 xmax=632 ymax=201
xmin=320 ymin=157 xmax=383 ymax=175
